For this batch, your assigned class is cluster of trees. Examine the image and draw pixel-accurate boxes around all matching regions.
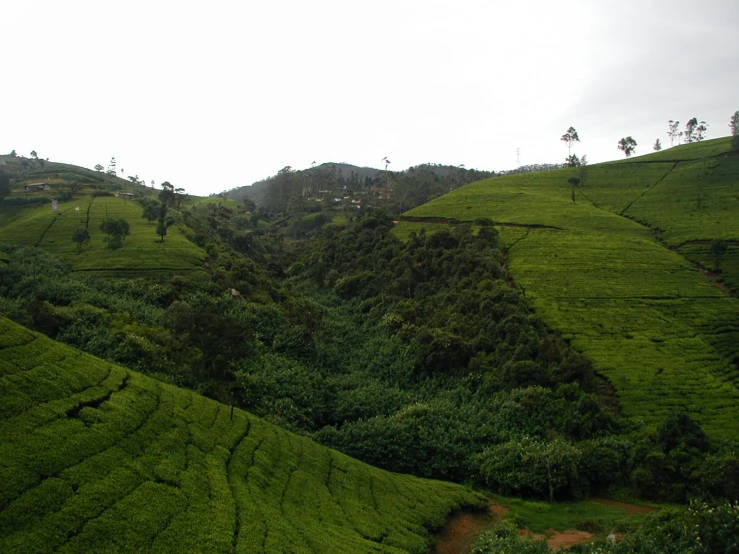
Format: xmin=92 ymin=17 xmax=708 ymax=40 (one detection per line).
xmin=236 ymin=162 xmax=494 ymax=217
xmin=564 ymin=112 xmax=736 ymax=161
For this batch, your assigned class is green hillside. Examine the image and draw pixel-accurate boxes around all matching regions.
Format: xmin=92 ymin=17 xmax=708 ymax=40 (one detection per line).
xmin=0 ymin=196 xmax=206 ymax=277
xmin=0 ymin=315 xmax=484 ymax=553
xmin=397 ymin=137 xmax=739 ymax=437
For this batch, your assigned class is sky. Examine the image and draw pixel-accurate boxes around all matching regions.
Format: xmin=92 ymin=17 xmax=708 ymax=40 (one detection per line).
xmin=2 ymin=0 xmax=738 ymax=196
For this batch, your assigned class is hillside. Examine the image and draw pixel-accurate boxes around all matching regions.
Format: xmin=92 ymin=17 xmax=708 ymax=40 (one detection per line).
xmin=223 ymin=163 xmax=384 ymax=206
xmin=397 ymin=137 xmax=739 ymax=437
xmin=0 ymin=156 xmax=208 ymax=277
xmin=0 ymin=315 xmax=485 ymax=553
xmin=0 ymin=196 xmax=206 ymax=277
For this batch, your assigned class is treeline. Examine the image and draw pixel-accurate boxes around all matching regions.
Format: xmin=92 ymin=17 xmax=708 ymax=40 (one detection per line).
xmin=231 ymin=162 xmax=495 ymax=216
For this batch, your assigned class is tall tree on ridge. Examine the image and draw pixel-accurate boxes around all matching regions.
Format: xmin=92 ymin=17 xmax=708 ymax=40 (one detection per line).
xmin=729 ymin=110 xmax=739 ymax=150
xmin=685 ymin=118 xmax=708 ymax=143
xmin=561 ymin=127 xmax=580 ymax=159
xmin=653 ymin=138 xmax=662 ymax=151
xmin=617 ymin=137 xmax=637 ymax=157
xmin=667 ymin=120 xmax=682 ymax=147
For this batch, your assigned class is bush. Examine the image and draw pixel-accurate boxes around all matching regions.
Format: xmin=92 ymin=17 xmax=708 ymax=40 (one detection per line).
xmin=475 ymin=436 xmax=582 ymax=501
xmin=471 ymin=521 xmax=550 ymax=554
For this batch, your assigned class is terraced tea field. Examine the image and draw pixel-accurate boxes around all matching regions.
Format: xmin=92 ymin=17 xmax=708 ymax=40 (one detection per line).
xmin=0 ymin=196 xmax=206 ymax=276
xmin=397 ymin=138 xmax=739 ymax=436
xmin=0 ymin=316 xmax=484 ymax=553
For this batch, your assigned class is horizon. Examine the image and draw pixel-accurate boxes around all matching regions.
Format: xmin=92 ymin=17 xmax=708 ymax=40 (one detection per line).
xmin=2 ymin=0 xmax=737 ymax=196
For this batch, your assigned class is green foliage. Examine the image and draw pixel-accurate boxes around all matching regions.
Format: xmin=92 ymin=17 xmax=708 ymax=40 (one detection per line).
xmin=140 ymin=198 xmax=161 ymax=224
xmin=710 ymin=238 xmax=728 ymax=271
xmin=571 ymin=500 xmax=739 ymax=554
xmin=71 ymin=227 xmax=91 ymax=252
xmin=617 ymin=136 xmax=637 ymax=157
xmin=0 ymin=315 xmax=486 ymax=553
xmin=402 ymin=138 xmax=739 ymax=437
xmin=0 ymin=196 xmax=206 ymax=275
xmin=0 ymin=170 xmax=10 ymax=200
xmin=99 ymin=218 xmax=130 ymax=249
xmin=471 ymin=521 xmax=550 ymax=554
xmin=476 ymin=437 xmax=582 ymax=501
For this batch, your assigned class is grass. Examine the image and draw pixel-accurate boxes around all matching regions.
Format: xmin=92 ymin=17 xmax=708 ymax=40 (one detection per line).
xmin=395 ymin=138 xmax=739 ymax=437
xmin=0 ymin=196 xmax=206 ymax=277
xmin=0 ymin=315 xmax=485 ymax=553
xmin=496 ymin=496 xmax=651 ymax=535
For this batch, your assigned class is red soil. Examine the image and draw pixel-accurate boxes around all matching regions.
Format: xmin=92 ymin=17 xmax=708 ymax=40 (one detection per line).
xmin=434 ymin=500 xmax=508 ymax=554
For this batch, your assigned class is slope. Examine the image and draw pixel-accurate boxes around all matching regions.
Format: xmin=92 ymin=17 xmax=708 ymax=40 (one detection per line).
xmin=0 ymin=315 xmax=484 ymax=553
xmin=0 ymin=195 xmax=206 ymax=277
xmin=396 ymin=137 xmax=739 ymax=437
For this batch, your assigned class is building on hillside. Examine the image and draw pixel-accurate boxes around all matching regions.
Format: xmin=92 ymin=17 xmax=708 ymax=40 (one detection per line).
xmin=114 ymin=192 xmax=135 ymax=199
xmin=24 ymin=182 xmax=51 ymax=192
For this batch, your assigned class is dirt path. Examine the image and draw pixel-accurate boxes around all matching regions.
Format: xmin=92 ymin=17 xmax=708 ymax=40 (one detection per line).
xmin=435 ymin=498 xmax=658 ymax=553
xmin=434 ymin=500 xmax=507 ymax=554
xmin=519 ymin=529 xmax=594 ymax=550
xmin=694 ymin=264 xmax=735 ymax=296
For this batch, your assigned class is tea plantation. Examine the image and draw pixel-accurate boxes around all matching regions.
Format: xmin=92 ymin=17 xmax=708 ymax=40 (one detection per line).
xmin=0 ymin=196 xmax=206 ymax=277
xmin=397 ymin=137 xmax=739 ymax=437
xmin=0 ymin=316 xmax=485 ymax=553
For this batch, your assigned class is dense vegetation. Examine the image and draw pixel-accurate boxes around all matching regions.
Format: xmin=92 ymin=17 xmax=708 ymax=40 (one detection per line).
xmin=2 ymin=206 xmax=737 ymax=506
xmin=0 ymin=316 xmax=484 ymax=553
xmin=471 ymin=499 xmax=739 ymax=553
xmin=400 ymin=137 xmax=739 ymax=438
xmin=2 ymin=142 xmax=739 ymax=552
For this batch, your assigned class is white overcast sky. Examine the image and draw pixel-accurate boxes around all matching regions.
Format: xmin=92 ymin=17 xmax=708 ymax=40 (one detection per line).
xmin=2 ymin=0 xmax=738 ymax=196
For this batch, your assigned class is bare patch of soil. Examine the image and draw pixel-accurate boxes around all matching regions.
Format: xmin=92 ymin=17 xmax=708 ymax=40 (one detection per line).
xmin=520 ymin=528 xmax=594 ymax=550
xmin=434 ymin=500 xmax=508 ymax=554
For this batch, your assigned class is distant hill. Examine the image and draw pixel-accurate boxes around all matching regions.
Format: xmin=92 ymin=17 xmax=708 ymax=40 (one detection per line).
xmin=222 ymin=163 xmax=385 ymax=206
xmin=0 ymin=315 xmax=485 ymax=553
xmin=396 ymin=137 xmax=739 ymax=438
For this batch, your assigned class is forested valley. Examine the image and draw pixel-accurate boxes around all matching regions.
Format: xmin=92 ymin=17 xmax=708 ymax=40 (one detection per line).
xmin=2 ymin=200 xmax=737 ymax=504
xmin=2 ymin=155 xmax=739 ymax=553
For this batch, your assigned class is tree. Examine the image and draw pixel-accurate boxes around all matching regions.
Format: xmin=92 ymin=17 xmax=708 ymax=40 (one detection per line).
xmin=141 ymin=200 xmax=160 ymax=223
xmin=684 ymin=118 xmax=708 ymax=143
xmin=667 ymin=120 xmax=682 ymax=147
xmin=156 ymin=182 xmax=175 ymax=242
xmin=159 ymin=181 xmax=175 ymax=207
xmin=696 ymin=122 xmax=708 ymax=141
xmin=729 ymin=110 xmax=739 ymax=150
xmin=564 ymin=154 xmax=580 ymax=167
xmin=107 ymin=157 xmax=117 ymax=176
xmin=174 ymin=187 xmax=186 ymax=209
xmin=0 ymin=170 xmax=11 ymax=200
xmin=653 ymin=138 xmax=662 ymax=151
xmin=476 ymin=436 xmax=582 ymax=502
xmin=577 ymin=155 xmax=589 ymax=187
xmin=9 ymin=150 xmax=16 ymax=157
xmin=617 ymin=136 xmax=637 ymax=157
xmin=560 ymin=127 xmax=580 ymax=158
xmin=71 ymin=228 xmax=91 ymax=253
xmin=99 ymin=218 xmax=130 ymax=249
xmin=568 ymin=177 xmax=580 ymax=203
xmin=94 ymin=164 xmax=104 ymax=173
xmin=710 ymin=239 xmax=728 ymax=272
xmin=30 ymin=150 xmax=38 ymax=159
